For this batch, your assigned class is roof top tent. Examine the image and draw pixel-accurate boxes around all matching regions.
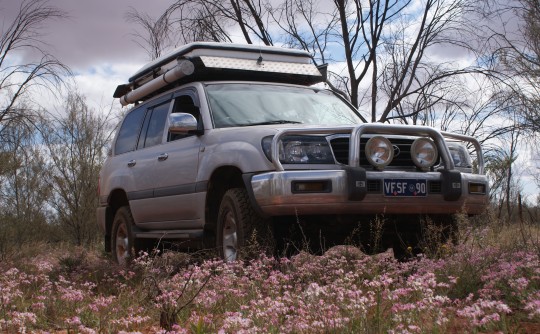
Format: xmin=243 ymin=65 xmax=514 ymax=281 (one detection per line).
xmin=114 ymin=42 xmax=326 ymax=106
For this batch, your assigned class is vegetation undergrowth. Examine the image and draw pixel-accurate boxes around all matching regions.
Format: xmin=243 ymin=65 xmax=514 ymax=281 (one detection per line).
xmin=1 ymin=213 xmax=539 ymax=333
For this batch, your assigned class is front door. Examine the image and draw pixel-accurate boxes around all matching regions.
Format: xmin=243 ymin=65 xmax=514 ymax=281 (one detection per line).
xmin=138 ymin=90 xmax=204 ymax=230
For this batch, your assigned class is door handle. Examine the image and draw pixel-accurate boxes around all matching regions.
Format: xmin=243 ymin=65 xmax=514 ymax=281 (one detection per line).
xmin=157 ymin=153 xmax=169 ymax=161
xmin=127 ymin=160 xmax=136 ymax=167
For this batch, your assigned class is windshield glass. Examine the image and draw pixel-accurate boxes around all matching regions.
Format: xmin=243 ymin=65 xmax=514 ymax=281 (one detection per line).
xmin=205 ymin=83 xmax=364 ymax=128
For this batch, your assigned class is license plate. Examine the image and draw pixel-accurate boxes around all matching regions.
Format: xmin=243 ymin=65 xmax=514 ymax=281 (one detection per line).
xmin=383 ymin=179 xmax=427 ymax=197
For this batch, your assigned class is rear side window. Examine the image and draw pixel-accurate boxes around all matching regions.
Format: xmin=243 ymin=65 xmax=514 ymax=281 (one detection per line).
xmin=114 ymin=107 xmax=146 ymax=155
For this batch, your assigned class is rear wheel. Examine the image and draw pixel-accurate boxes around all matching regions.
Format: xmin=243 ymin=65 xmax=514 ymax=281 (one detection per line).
xmin=216 ymin=188 xmax=272 ymax=261
xmin=111 ymin=206 xmax=135 ymax=265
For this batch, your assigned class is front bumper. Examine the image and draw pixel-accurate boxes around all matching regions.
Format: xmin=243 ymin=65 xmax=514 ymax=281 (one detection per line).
xmin=250 ymin=169 xmax=489 ymax=216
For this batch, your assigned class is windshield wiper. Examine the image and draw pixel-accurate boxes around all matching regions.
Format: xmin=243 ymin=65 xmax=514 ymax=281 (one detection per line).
xmin=240 ymin=120 xmax=303 ymax=126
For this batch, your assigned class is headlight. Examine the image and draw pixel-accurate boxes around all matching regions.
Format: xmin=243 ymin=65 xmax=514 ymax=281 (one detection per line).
xmin=365 ymin=136 xmax=393 ymax=170
xmin=261 ymin=136 xmax=334 ymax=164
xmin=447 ymin=142 xmax=472 ymax=172
xmin=411 ymin=137 xmax=438 ymax=170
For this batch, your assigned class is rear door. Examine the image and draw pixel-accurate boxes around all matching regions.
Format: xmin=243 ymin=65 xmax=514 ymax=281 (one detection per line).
xmin=123 ymin=96 xmax=174 ymax=223
xmin=111 ymin=104 xmax=155 ymax=212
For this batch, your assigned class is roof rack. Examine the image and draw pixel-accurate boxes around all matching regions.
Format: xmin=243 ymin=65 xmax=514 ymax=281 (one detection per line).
xmin=114 ymin=42 xmax=324 ymax=106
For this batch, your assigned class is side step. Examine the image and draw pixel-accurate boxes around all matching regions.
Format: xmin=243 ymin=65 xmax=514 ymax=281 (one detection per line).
xmin=133 ymin=229 xmax=204 ymax=240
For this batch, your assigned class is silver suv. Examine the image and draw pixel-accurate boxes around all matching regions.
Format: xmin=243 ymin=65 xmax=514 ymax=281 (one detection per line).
xmin=97 ymin=43 xmax=489 ymax=264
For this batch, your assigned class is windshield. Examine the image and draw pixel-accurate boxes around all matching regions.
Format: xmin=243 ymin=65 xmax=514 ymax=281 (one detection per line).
xmin=205 ymin=83 xmax=364 ymax=128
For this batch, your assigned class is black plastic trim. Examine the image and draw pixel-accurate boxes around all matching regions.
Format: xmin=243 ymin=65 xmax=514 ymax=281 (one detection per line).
xmin=344 ymin=166 xmax=367 ymax=201
xmin=242 ymin=173 xmax=268 ymax=217
xmin=154 ymin=184 xmax=197 ymax=198
xmin=440 ymin=169 xmax=462 ymax=201
xmin=127 ymin=189 xmax=154 ymax=201
xmin=127 ymin=181 xmax=208 ymax=201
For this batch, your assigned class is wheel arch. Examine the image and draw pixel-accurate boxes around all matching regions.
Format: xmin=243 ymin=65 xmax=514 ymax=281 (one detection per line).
xmin=104 ymin=188 xmax=129 ymax=252
xmin=204 ymin=166 xmax=245 ymax=244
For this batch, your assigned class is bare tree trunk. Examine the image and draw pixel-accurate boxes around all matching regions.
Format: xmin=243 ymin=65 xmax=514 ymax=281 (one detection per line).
xmin=371 ymin=50 xmax=378 ymax=122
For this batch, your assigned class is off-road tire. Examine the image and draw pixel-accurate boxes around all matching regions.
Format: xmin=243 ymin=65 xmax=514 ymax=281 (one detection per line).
xmin=216 ymin=188 xmax=272 ymax=261
xmin=111 ymin=206 xmax=136 ymax=265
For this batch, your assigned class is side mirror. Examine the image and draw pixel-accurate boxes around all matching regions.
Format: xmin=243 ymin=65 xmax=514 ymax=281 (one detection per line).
xmin=168 ymin=113 xmax=199 ymax=134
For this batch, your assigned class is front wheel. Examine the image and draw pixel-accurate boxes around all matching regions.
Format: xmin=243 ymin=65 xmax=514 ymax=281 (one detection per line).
xmin=111 ymin=206 xmax=135 ymax=265
xmin=216 ymin=188 xmax=271 ymax=262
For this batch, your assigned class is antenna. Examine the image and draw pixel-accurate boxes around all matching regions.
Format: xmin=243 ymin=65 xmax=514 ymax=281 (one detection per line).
xmin=257 ymin=41 xmax=263 ymax=65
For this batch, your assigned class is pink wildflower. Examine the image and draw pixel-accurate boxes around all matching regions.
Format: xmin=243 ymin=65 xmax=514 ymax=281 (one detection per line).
xmin=457 ymin=298 xmax=511 ymax=327
xmin=525 ymin=298 xmax=540 ymax=319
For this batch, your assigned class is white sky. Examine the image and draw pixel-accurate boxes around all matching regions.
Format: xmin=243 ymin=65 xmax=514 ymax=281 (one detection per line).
xmin=1 ymin=0 xmax=163 ymax=112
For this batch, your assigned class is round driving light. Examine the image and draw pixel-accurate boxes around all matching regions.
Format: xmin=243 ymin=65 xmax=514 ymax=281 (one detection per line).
xmin=411 ymin=137 xmax=438 ymax=169
xmin=365 ymin=136 xmax=394 ymax=170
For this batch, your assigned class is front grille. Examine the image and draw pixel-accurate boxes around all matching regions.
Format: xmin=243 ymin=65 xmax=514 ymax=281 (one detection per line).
xmin=330 ymin=137 xmax=350 ymax=164
xmin=330 ymin=137 xmax=427 ymax=168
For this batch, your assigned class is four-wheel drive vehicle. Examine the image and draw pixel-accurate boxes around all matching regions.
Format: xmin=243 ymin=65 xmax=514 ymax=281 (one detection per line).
xmin=97 ymin=42 xmax=489 ymax=264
